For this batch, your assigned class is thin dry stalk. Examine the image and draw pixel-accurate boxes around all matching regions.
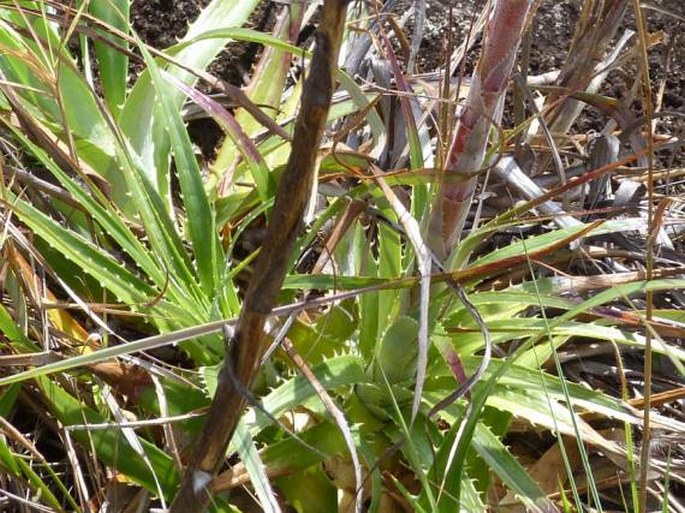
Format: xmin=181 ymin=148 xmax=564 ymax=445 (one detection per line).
xmin=168 ymin=2 xmax=349 ymax=511
xmin=281 ymin=338 xmax=363 ymax=513
xmin=631 ymin=2 xmax=657 ymax=510
xmin=544 ymin=0 xmax=630 ymax=136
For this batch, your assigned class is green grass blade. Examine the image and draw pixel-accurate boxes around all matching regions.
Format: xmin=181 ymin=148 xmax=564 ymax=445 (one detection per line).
xmin=182 ymin=27 xmax=385 ymax=139
xmin=234 ymin=420 xmax=281 ymax=513
xmin=4 ymin=124 xmax=171 ymax=290
xmin=120 ymin=0 xmax=260 ymax=196
xmin=88 ymin=0 xmax=129 ymax=116
xmin=0 ymin=378 xmax=77 ymax=513
xmin=212 ymin=8 xmax=303 ymax=188
xmin=139 ymin=41 xmax=222 ymax=295
xmin=37 ymin=376 xmax=179 ymax=499
xmin=0 ymin=11 xmax=131 ymax=180
xmin=7 ymin=195 xmax=156 ymax=304
xmin=15 ymin=458 xmax=67 ymax=512
xmin=202 ymin=354 xmax=366 ymax=436
xmin=169 ymin=71 xmax=275 ymax=203
xmin=472 ymin=423 xmax=556 ymax=512
xmin=123 ymin=155 xmax=210 ymax=311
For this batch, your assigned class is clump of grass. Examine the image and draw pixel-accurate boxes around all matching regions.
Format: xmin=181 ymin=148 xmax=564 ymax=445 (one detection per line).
xmin=0 ymin=1 xmax=683 ymax=512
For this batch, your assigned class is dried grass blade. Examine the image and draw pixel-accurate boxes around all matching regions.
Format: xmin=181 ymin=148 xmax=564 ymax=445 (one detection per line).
xmin=493 ymin=155 xmax=581 ymax=230
xmin=371 ymin=167 xmax=431 ymax=422
xmin=282 ymin=339 xmax=362 ymax=513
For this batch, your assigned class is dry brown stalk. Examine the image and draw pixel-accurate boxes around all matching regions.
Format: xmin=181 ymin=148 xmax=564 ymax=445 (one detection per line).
xmin=168 ymin=1 xmax=350 ymax=511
